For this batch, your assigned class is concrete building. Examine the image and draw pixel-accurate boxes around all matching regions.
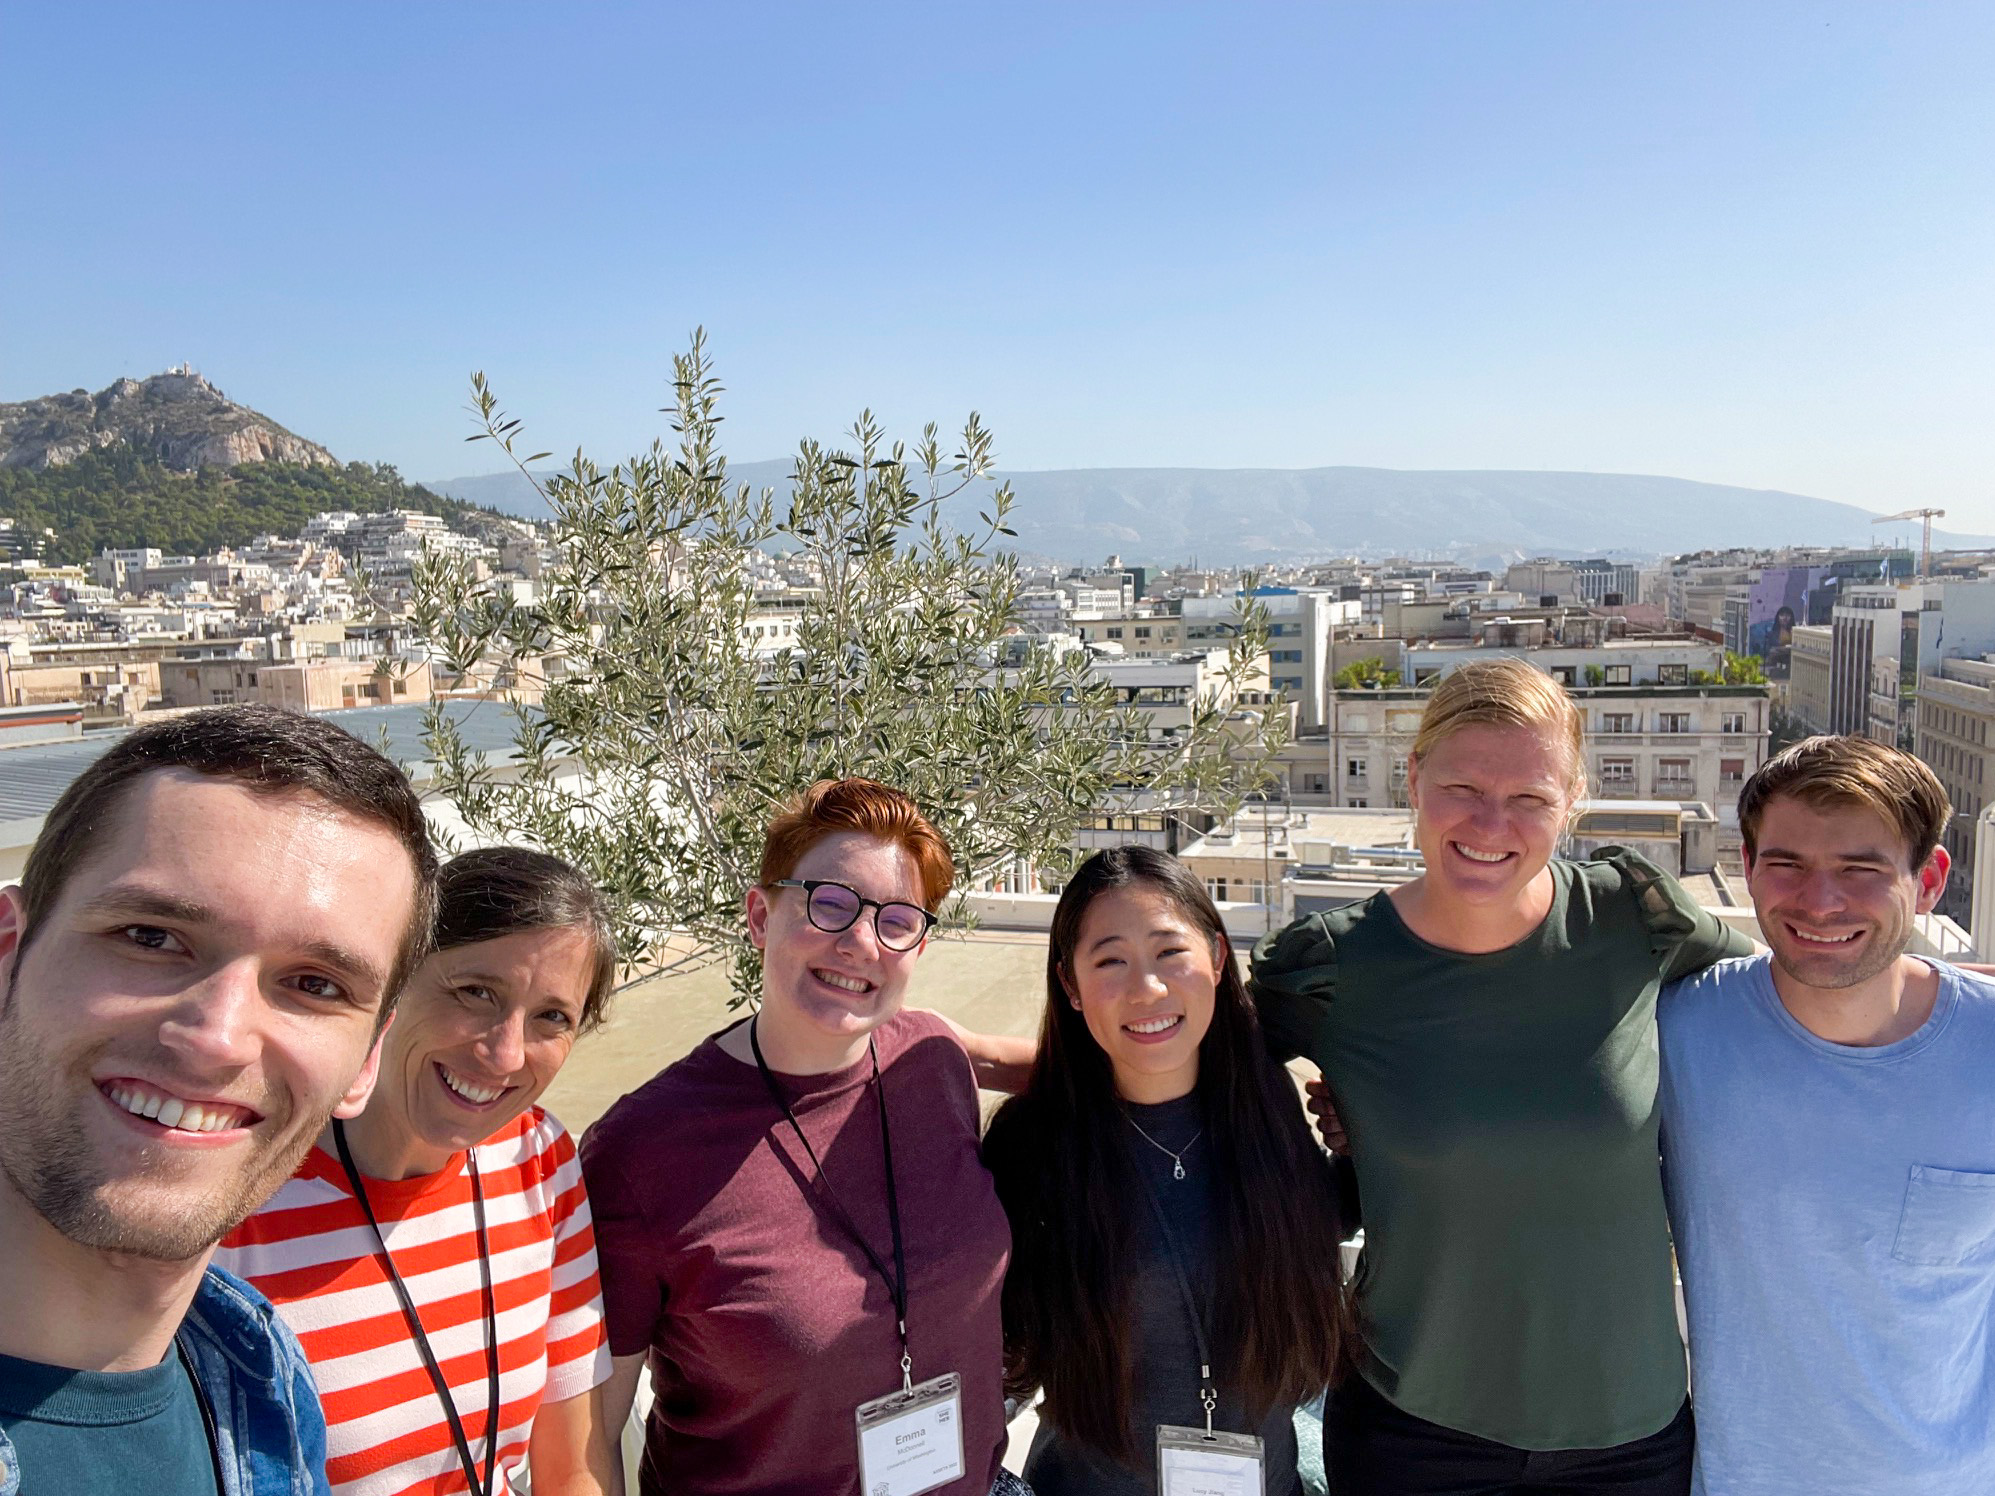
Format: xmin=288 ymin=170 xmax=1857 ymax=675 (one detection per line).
xmin=1788 ymin=624 xmax=1833 ymax=732
xmin=1181 ymin=587 xmax=1358 ymax=730
xmin=160 ymin=657 xmax=433 ymax=711
xmin=1071 ymin=613 xmax=1187 ymax=657
xmin=1504 ymin=559 xmax=1580 ymax=605
xmin=1819 ymin=581 xmax=1995 ymax=744
xmin=1915 ymin=658 xmax=1995 ymax=922
xmin=1082 ymin=649 xmax=1266 ymax=735
xmin=1573 ymin=559 xmax=1643 ymax=606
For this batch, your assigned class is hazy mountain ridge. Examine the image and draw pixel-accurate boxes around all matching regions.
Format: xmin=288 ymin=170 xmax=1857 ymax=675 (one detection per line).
xmin=427 ymin=463 xmax=1991 ymax=565
xmin=0 ymin=371 xmax=337 ymax=473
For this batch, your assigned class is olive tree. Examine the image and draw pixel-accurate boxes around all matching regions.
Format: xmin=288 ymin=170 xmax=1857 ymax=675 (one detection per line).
xmin=412 ymin=333 xmax=1286 ymax=994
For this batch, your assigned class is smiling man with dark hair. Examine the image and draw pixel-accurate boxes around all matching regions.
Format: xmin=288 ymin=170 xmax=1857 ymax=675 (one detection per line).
xmin=1661 ymin=734 xmax=1995 ymax=1495
xmin=0 ymin=706 xmax=438 ymax=1496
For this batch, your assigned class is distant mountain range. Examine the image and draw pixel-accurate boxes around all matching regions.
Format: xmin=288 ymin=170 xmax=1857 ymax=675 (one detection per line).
xmin=4 ymin=370 xmax=1974 ymax=566
xmin=426 ymin=463 xmax=1993 ymax=567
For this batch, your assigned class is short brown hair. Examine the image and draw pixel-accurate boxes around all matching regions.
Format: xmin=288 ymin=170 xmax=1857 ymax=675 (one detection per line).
xmin=1412 ymin=657 xmax=1587 ymax=797
xmin=759 ymin=778 xmax=956 ymax=911
xmin=21 ymin=705 xmax=439 ymax=1015
xmin=435 ymin=848 xmax=618 ymax=1032
xmin=1738 ymin=734 xmax=1950 ymax=871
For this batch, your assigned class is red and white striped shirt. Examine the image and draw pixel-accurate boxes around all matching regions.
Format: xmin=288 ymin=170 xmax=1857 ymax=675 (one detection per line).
xmin=218 ymin=1107 xmax=611 ymax=1496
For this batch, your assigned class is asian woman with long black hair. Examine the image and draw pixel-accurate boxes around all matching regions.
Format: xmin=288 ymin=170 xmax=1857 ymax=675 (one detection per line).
xmin=983 ymin=846 xmax=1350 ymax=1496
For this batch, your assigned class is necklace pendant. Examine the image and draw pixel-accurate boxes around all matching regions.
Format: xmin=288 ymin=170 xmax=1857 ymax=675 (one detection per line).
xmin=1172 ymin=1158 xmax=1186 ymax=1180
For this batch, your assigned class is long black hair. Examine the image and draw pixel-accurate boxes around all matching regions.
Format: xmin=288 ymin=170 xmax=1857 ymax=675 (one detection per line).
xmin=982 ymin=845 xmax=1351 ymax=1465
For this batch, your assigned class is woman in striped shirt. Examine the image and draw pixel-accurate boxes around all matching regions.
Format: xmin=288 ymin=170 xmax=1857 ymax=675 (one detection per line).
xmin=218 ymin=848 xmax=620 ymax=1496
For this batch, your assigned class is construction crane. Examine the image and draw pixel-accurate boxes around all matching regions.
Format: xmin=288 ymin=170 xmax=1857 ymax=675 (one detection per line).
xmin=1873 ymin=507 xmax=1945 ymax=579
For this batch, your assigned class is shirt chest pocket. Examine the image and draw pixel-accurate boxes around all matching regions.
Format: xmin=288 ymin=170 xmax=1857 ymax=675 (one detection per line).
xmin=1892 ymin=1165 xmax=1995 ymax=1267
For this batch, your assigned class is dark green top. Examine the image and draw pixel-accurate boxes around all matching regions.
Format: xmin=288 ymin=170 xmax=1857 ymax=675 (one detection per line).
xmin=0 ymin=1347 xmax=219 ymax=1496
xmin=1250 ymin=848 xmax=1750 ymax=1451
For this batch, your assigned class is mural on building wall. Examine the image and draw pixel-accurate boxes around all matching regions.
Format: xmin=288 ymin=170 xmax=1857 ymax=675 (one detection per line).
xmin=1745 ymin=566 xmax=1830 ymax=678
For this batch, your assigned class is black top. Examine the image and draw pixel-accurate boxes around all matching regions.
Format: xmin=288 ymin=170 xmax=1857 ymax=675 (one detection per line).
xmin=1020 ymin=1093 xmax=1302 ymax=1496
xmin=0 ymin=1349 xmax=219 ymax=1496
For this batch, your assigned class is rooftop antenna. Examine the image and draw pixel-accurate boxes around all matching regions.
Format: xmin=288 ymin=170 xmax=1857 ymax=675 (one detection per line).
xmin=1872 ymin=508 xmax=1945 ymax=579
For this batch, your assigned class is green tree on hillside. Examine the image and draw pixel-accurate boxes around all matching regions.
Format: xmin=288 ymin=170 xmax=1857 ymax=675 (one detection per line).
xmin=0 ymin=450 xmax=493 ymax=563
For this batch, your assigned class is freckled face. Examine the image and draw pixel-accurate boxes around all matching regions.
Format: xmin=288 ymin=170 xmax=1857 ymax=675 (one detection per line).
xmin=1408 ymin=723 xmax=1576 ymax=908
xmin=1064 ymin=884 xmax=1220 ymax=1104
xmin=376 ymin=927 xmax=595 ymax=1157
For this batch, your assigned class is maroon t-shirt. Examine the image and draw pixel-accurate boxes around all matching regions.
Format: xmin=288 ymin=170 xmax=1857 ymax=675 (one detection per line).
xmin=579 ymin=1008 xmax=1011 ymax=1496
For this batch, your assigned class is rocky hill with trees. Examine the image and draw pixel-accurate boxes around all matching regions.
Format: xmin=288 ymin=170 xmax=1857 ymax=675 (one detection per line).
xmin=0 ymin=371 xmax=498 ymax=562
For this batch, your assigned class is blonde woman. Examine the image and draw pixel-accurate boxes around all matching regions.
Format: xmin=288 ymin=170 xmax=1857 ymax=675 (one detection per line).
xmin=1252 ymin=658 xmax=1752 ymax=1496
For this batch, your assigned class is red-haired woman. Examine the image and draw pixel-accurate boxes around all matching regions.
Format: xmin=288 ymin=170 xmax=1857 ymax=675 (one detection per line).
xmin=579 ymin=779 xmax=1033 ymax=1496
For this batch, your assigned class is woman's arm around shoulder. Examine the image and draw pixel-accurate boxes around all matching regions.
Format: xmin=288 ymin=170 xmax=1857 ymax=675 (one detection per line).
xmin=1595 ymin=844 xmax=1757 ymax=980
xmin=1249 ymin=911 xmax=1342 ymax=1064
xmin=909 ymin=1008 xmax=1038 ymax=1095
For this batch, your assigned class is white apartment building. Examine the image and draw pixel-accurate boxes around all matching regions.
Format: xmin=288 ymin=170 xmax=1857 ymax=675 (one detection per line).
xmin=1573 ymin=559 xmax=1643 ymax=606
xmin=1788 ymin=624 xmax=1832 ymax=731
xmin=1181 ymin=587 xmax=1357 ymax=730
xmin=1811 ymin=581 xmax=1995 ymax=743
xmin=1084 ymin=648 xmax=1264 ymax=735
xmin=1914 ymin=658 xmax=1995 ymax=923
xmin=1070 ymin=612 xmax=1187 ymax=656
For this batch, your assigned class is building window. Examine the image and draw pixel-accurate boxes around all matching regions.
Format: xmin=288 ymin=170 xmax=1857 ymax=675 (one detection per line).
xmin=1600 ymin=757 xmax=1635 ymax=785
xmin=1550 ymin=666 xmax=1575 ymax=685
xmin=1346 ymin=758 xmax=1366 ymax=779
xmin=1658 ymin=663 xmax=1689 ymax=685
xmin=1107 ymin=627 xmax=1123 ymax=639
xmin=1347 ymin=798 xmax=1367 ymax=808
xmin=1601 ymin=712 xmax=1635 ymax=734
xmin=1135 ymin=627 xmax=1151 ymax=639
xmin=1605 ymin=664 xmax=1631 ymax=686
xmin=1657 ymin=757 xmax=1693 ymax=790
xmin=1722 ymin=711 xmax=1746 ymax=734
xmin=1720 ymin=757 xmax=1745 ymax=783
xmin=1658 ymin=713 xmax=1691 ymax=734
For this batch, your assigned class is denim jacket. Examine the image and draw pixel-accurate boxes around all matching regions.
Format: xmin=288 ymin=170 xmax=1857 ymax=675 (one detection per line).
xmin=0 ymin=1266 xmax=329 ymax=1496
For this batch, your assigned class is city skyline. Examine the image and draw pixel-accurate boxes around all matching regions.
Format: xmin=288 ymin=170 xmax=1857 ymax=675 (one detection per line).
xmin=6 ymin=3 xmax=1993 ymax=523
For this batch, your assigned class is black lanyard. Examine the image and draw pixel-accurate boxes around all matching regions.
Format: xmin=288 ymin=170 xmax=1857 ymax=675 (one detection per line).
xmin=749 ymin=1016 xmax=915 ymax=1391
xmin=332 ymin=1120 xmax=502 ymax=1496
xmin=1127 ymin=1134 xmax=1220 ymax=1435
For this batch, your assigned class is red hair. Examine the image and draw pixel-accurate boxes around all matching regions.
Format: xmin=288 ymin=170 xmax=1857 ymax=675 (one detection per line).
xmin=759 ymin=778 xmax=956 ymax=911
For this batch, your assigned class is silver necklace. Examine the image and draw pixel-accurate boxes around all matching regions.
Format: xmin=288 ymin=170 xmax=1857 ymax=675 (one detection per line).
xmin=1123 ymin=1110 xmax=1203 ymax=1180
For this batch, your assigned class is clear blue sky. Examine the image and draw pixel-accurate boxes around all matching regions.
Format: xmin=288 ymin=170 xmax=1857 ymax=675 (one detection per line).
xmin=6 ymin=2 xmax=1993 ymax=524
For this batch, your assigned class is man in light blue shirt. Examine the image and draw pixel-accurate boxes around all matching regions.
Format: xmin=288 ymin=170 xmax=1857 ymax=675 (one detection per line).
xmin=1662 ymin=734 xmax=1995 ymax=1495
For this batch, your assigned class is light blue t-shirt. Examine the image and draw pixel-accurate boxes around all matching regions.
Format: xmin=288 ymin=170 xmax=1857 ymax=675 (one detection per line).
xmin=1660 ymin=955 xmax=1995 ymax=1496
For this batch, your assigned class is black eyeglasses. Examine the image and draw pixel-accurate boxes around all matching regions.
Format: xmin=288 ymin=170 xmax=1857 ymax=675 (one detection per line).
xmin=768 ymin=878 xmax=937 ymax=951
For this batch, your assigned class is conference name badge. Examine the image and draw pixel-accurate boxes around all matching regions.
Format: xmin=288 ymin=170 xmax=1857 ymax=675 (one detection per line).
xmin=856 ymin=1371 xmax=966 ymax=1496
xmin=1157 ymin=1424 xmax=1265 ymax=1496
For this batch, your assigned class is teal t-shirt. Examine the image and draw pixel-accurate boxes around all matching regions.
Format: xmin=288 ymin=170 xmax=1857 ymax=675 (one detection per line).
xmin=1251 ymin=848 xmax=1749 ymax=1451
xmin=0 ymin=1347 xmax=219 ymax=1496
